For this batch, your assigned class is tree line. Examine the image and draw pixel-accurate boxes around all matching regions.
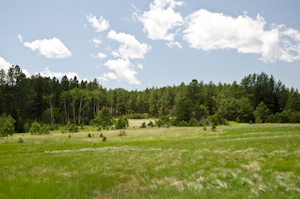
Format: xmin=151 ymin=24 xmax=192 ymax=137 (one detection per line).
xmin=0 ymin=65 xmax=300 ymax=133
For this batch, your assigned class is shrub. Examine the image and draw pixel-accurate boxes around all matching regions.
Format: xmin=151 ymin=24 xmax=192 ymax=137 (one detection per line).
xmin=115 ymin=118 xmax=127 ymax=129
xmin=97 ymin=127 xmax=101 ymax=131
xmin=177 ymin=120 xmax=189 ymax=127
xmin=69 ymin=124 xmax=79 ymax=133
xmin=68 ymin=135 xmax=71 ymax=138
xmin=249 ymin=120 xmax=253 ymax=124
xmin=189 ymin=118 xmax=199 ymax=127
xmin=41 ymin=124 xmax=50 ymax=135
xmin=127 ymin=113 xmax=148 ymax=119
xmin=88 ymin=133 xmax=92 ymax=137
xmin=203 ymin=126 xmax=207 ymax=131
xmin=61 ymin=129 xmax=66 ymax=133
xmin=147 ymin=121 xmax=154 ymax=127
xmin=102 ymin=136 xmax=106 ymax=141
xmin=140 ymin=122 xmax=146 ymax=128
xmin=255 ymin=117 xmax=263 ymax=124
xmin=236 ymin=117 xmax=240 ymax=123
xmin=118 ymin=130 xmax=126 ymax=136
xmin=29 ymin=121 xmax=41 ymax=135
xmin=160 ymin=116 xmax=170 ymax=124
xmin=200 ymin=119 xmax=210 ymax=126
xmin=211 ymin=123 xmax=216 ymax=131
xmin=18 ymin=138 xmax=24 ymax=143
xmin=80 ymin=123 xmax=84 ymax=129
xmin=156 ymin=119 xmax=165 ymax=127
xmin=208 ymin=114 xmax=228 ymax=125
xmin=99 ymin=133 xmax=104 ymax=138
xmin=90 ymin=107 xmax=114 ymax=129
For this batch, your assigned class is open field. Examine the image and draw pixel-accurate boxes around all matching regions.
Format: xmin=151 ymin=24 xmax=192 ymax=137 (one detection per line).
xmin=1 ymin=123 xmax=300 ymax=198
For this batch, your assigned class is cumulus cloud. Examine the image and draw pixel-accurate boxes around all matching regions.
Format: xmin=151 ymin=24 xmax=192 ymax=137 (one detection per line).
xmin=0 ymin=57 xmax=30 ymax=77
xmin=183 ymin=9 xmax=300 ymax=62
xmin=92 ymin=38 xmax=101 ymax=47
xmin=91 ymin=52 xmax=107 ymax=59
xmin=98 ymin=72 xmax=118 ymax=81
xmin=17 ymin=34 xmax=23 ymax=43
xmin=86 ymin=14 xmax=109 ymax=32
xmin=22 ymin=69 xmax=30 ymax=77
xmin=138 ymin=64 xmax=143 ymax=69
xmin=107 ymin=30 xmax=151 ymax=59
xmin=166 ymin=41 xmax=182 ymax=48
xmin=0 ymin=57 xmax=12 ymax=71
xmin=104 ymin=58 xmax=140 ymax=84
xmin=24 ymin=38 xmax=72 ymax=58
xmin=136 ymin=0 xmax=184 ymax=41
xmin=37 ymin=67 xmax=78 ymax=79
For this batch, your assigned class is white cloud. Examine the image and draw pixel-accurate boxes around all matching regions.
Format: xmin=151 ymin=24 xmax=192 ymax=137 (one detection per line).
xmin=37 ymin=67 xmax=78 ymax=79
xmin=0 ymin=57 xmax=12 ymax=71
xmin=136 ymin=0 xmax=184 ymax=41
xmin=22 ymin=69 xmax=30 ymax=77
xmin=91 ymin=52 xmax=107 ymax=59
xmin=98 ymin=72 xmax=118 ymax=81
xmin=104 ymin=58 xmax=140 ymax=84
xmin=138 ymin=64 xmax=143 ymax=69
xmin=86 ymin=14 xmax=109 ymax=32
xmin=111 ymin=51 xmax=120 ymax=57
xmin=24 ymin=38 xmax=72 ymax=58
xmin=183 ymin=9 xmax=300 ymax=62
xmin=0 ymin=57 xmax=30 ymax=77
xmin=166 ymin=41 xmax=182 ymax=48
xmin=17 ymin=34 xmax=23 ymax=43
xmin=106 ymin=46 xmax=112 ymax=51
xmin=107 ymin=30 xmax=151 ymax=59
xmin=92 ymin=38 xmax=101 ymax=47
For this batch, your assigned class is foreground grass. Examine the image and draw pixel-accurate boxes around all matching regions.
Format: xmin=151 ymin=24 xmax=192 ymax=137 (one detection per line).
xmin=0 ymin=123 xmax=300 ymax=198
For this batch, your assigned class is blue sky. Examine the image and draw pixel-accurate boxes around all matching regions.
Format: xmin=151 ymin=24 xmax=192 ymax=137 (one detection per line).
xmin=1 ymin=0 xmax=300 ymax=90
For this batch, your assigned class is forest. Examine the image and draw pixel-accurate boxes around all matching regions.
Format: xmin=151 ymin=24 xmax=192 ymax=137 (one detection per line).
xmin=1 ymin=65 xmax=300 ymax=134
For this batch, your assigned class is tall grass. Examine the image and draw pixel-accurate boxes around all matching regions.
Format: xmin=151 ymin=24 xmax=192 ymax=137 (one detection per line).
xmin=0 ymin=123 xmax=300 ymax=198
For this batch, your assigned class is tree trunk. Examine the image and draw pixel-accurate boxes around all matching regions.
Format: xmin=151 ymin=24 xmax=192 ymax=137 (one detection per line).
xmin=73 ymin=98 xmax=76 ymax=124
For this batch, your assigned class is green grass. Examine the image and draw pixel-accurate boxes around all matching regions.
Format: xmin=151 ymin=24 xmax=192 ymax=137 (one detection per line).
xmin=1 ymin=122 xmax=300 ymax=198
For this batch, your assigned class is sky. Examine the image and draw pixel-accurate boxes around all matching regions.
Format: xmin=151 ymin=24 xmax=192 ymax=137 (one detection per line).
xmin=1 ymin=0 xmax=300 ymax=90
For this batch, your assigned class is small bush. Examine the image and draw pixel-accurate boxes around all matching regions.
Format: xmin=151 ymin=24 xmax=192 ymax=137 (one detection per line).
xmin=18 ymin=138 xmax=24 ymax=143
xmin=140 ymin=122 xmax=146 ymax=128
xmin=118 ymin=130 xmax=126 ymax=136
xmin=97 ymin=127 xmax=101 ymax=131
xmin=68 ymin=135 xmax=71 ymax=138
xmin=88 ymin=133 xmax=92 ymax=138
xmin=115 ymin=118 xmax=127 ymax=129
xmin=41 ymin=124 xmax=50 ymax=135
xmin=156 ymin=119 xmax=165 ymax=127
xmin=147 ymin=121 xmax=154 ymax=127
xmin=189 ymin=118 xmax=199 ymax=127
xmin=61 ymin=129 xmax=66 ymax=133
xmin=211 ymin=123 xmax=216 ymax=131
xmin=177 ymin=120 xmax=189 ymax=127
xmin=249 ymin=120 xmax=253 ymax=124
xmin=102 ymin=136 xmax=106 ymax=141
xmin=68 ymin=123 xmax=79 ymax=133
xmin=200 ymin=119 xmax=210 ymax=126
xmin=99 ymin=133 xmax=103 ymax=138
xmin=127 ymin=113 xmax=148 ymax=119
xmin=203 ymin=126 xmax=207 ymax=131
xmin=255 ymin=117 xmax=263 ymax=124
xmin=80 ymin=123 xmax=84 ymax=129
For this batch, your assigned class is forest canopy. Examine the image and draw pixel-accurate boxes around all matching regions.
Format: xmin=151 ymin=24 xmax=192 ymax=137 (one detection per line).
xmin=0 ymin=65 xmax=300 ymax=133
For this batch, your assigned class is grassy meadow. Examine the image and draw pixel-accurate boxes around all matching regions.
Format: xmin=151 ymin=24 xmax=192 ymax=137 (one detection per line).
xmin=0 ymin=121 xmax=300 ymax=198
